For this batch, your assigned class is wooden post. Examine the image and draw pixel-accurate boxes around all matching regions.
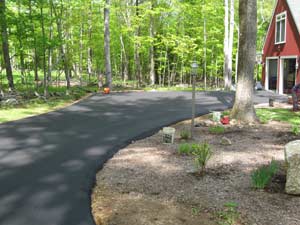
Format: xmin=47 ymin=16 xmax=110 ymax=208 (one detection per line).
xmin=191 ymin=74 xmax=196 ymax=139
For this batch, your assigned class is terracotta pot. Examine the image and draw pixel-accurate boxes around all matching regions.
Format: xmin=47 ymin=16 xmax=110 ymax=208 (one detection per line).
xmin=103 ymin=87 xmax=110 ymax=94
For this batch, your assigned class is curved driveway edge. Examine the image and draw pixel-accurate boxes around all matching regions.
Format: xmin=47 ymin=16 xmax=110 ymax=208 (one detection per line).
xmin=0 ymin=91 xmax=286 ymax=225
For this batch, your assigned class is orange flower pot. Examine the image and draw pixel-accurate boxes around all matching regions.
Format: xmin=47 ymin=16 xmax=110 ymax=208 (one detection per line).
xmin=103 ymin=87 xmax=110 ymax=94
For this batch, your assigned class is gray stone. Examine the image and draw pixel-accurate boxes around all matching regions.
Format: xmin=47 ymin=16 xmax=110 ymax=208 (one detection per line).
xmin=3 ymin=98 xmax=19 ymax=106
xmin=197 ymin=120 xmax=215 ymax=127
xmin=285 ymin=140 xmax=300 ymax=195
xmin=221 ymin=137 xmax=232 ymax=145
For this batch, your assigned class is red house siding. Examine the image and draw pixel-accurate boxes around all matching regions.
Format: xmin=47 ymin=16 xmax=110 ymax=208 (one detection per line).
xmin=262 ymin=0 xmax=300 ymax=92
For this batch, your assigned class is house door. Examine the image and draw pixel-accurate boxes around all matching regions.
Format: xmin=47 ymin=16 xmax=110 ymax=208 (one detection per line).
xmin=283 ymin=58 xmax=296 ymax=94
xmin=268 ymin=59 xmax=278 ymax=90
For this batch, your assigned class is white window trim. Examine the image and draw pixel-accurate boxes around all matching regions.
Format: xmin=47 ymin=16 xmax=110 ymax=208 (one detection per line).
xmin=275 ymin=11 xmax=287 ymax=45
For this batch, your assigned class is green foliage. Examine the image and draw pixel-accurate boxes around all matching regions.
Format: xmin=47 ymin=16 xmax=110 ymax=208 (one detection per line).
xmin=291 ymin=124 xmax=300 ymax=136
xmin=222 ymin=111 xmax=230 ymax=116
xmin=251 ymin=160 xmax=279 ymax=189
xmin=178 ymin=143 xmax=192 ymax=155
xmin=0 ymin=0 xmax=275 ymax=91
xmin=180 ymin=129 xmax=190 ymax=140
xmin=209 ymin=125 xmax=225 ymax=134
xmin=256 ymin=108 xmax=300 ymax=125
xmin=217 ymin=202 xmax=240 ymax=225
xmin=192 ymin=142 xmax=212 ymax=175
xmin=191 ymin=207 xmax=201 ymax=216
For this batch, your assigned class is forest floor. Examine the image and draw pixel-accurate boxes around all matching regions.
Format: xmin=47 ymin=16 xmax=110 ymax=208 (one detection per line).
xmin=91 ymin=103 xmax=300 ymax=225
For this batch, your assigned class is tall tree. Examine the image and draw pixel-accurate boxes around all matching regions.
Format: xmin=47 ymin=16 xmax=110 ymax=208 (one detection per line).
xmin=149 ymin=0 xmax=155 ymax=85
xmin=223 ymin=0 xmax=234 ymax=90
xmin=0 ymin=0 xmax=14 ymax=90
xmin=104 ymin=0 xmax=112 ymax=89
xmin=231 ymin=0 xmax=258 ymax=123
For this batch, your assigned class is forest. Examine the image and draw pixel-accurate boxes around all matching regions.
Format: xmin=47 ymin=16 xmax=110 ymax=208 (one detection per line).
xmin=0 ymin=0 xmax=275 ymax=95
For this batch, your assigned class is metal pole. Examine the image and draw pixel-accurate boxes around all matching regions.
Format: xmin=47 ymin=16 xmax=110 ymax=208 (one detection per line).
xmin=191 ymin=74 xmax=196 ymax=139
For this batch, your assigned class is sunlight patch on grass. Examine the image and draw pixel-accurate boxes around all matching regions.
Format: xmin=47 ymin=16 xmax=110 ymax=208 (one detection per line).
xmin=0 ymin=99 xmax=75 ymax=123
xmin=256 ymin=108 xmax=300 ymax=125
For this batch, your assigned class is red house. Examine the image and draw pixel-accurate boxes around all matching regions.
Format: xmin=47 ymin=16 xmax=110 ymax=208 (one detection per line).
xmin=262 ymin=0 xmax=300 ymax=94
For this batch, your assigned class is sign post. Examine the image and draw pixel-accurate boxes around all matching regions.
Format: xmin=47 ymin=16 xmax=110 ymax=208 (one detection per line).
xmin=191 ymin=61 xmax=198 ymax=139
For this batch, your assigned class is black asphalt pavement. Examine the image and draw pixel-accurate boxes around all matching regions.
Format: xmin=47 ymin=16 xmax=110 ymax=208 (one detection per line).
xmin=0 ymin=91 xmax=287 ymax=225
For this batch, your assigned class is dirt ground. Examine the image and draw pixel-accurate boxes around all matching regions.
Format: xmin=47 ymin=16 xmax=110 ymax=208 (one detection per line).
xmin=91 ymin=103 xmax=300 ymax=225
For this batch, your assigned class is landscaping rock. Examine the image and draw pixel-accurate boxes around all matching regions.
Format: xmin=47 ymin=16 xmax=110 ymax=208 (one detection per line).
xmin=197 ymin=120 xmax=214 ymax=127
xmin=285 ymin=140 xmax=300 ymax=195
xmin=3 ymin=98 xmax=19 ymax=106
xmin=221 ymin=137 xmax=232 ymax=145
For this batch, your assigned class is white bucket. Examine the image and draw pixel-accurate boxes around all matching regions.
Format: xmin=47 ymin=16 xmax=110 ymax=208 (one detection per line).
xmin=162 ymin=127 xmax=176 ymax=144
xmin=212 ymin=111 xmax=221 ymax=122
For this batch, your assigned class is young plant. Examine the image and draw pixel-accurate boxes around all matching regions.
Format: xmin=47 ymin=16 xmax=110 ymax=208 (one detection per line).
xmin=251 ymin=160 xmax=279 ymax=189
xmin=291 ymin=124 xmax=300 ymax=135
xmin=217 ymin=202 xmax=240 ymax=225
xmin=209 ymin=125 xmax=225 ymax=134
xmin=178 ymin=143 xmax=192 ymax=155
xmin=180 ymin=129 xmax=190 ymax=140
xmin=192 ymin=142 xmax=212 ymax=175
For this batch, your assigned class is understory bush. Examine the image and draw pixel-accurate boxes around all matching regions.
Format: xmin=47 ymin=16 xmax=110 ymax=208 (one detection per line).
xmin=251 ymin=160 xmax=279 ymax=189
xmin=192 ymin=142 xmax=212 ymax=175
xmin=217 ymin=202 xmax=240 ymax=225
xmin=180 ymin=129 xmax=190 ymax=140
xmin=209 ymin=125 xmax=225 ymax=134
xmin=291 ymin=124 xmax=300 ymax=135
xmin=178 ymin=143 xmax=192 ymax=155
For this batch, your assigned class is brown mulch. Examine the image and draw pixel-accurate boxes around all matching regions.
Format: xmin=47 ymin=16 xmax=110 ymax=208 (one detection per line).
xmin=91 ymin=105 xmax=300 ymax=225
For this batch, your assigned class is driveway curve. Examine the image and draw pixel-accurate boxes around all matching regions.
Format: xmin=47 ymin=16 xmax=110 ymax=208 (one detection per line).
xmin=0 ymin=91 xmax=286 ymax=225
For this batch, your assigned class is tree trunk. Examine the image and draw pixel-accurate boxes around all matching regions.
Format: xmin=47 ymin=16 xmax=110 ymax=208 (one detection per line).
xmin=0 ymin=0 xmax=14 ymax=90
xmin=17 ymin=0 xmax=25 ymax=84
xmin=227 ymin=0 xmax=235 ymax=88
xmin=104 ymin=0 xmax=112 ymax=89
xmin=79 ymin=22 xmax=83 ymax=85
xmin=235 ymin=24 xmax=240 ymax=83
xmin=223 ymin=0 xmax=229 ymax=90
xmin=40 ymin=5 xmax=48 ymax=97
xmin=120 ymin=34 xmax=129 ymax=82
xmin=203 ymin=18 xmax=207 ymax=90
xmin=231 ymin=0 xmax=258 ymax=123
xmin=29 ymin=0 xmax=39 ymax=82
xmin=87 ymin=2 xmax=93 ymax=84
xmin=149 ymin=1 xmax=155 ymax=85
xmin=48 ymin=3 xmax=53 ymax=84
xmin=52 ymin=0 xmax=70 ymax=90
xmin=134 ymin=0 xmax=142 ymax=87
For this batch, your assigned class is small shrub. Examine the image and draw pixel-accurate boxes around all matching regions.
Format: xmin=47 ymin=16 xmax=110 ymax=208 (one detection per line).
xmin=192 ymin=142 xmax=212 ymax=175
xmin=222 ymin=111 xmax=230 ymax=116
xmin=291 ymin=124 xmax=300 ymax=135
xmin=178 ymin=143 xmax=192 ymax=155
xmin=180 ymin=129 xmax=190 ymax=140
xmin=251 ymin=160 xmax=279 ymax=189
xmin=217 ymin=202 xmax=240 ymax=225
xmin=209 ymin=125 xmax=225 ymax=134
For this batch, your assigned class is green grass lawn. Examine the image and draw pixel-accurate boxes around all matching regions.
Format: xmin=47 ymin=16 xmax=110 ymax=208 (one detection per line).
xmin=0 ymin=86 xmax=97 ymax=124
xmin=256 ymin=108 xmax=300 ymax=125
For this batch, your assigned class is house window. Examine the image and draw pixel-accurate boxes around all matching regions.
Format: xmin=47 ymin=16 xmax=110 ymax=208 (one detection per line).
xmin=275 ymin=12 xmax=286 ymax=44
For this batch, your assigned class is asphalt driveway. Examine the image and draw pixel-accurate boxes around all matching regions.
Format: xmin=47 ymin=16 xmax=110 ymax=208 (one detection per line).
xmin=0 ymin=91 xmax=287 ymax=225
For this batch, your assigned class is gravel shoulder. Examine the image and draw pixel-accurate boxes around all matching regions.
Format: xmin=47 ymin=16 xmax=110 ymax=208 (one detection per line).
xmin=92 ymin=104 xmax=300 ymax=225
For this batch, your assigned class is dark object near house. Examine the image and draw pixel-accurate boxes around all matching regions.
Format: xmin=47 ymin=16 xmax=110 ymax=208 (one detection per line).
xmin=255 ymin=81 xmax=263 ymax=90
xmin=292 ymin=83 xmax=300 ymax=110
xmin=269 ymin=98 xmax=275 ymax=107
